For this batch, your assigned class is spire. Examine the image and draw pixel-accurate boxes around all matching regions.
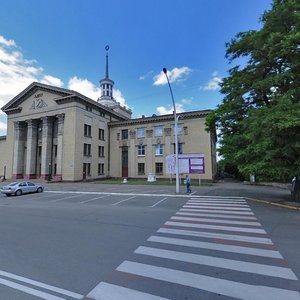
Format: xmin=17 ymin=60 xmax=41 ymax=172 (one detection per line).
xmin=105 ymin=45 xmax=109 ymax=79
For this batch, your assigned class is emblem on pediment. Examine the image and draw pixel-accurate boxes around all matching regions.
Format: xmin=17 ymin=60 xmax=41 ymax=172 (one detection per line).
xmin=31 ymin=99 xmax=48 ymax=109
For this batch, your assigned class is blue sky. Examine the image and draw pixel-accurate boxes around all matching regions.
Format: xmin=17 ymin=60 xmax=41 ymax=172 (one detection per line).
xmin=0 ymin=0 xmax=272 ymax=135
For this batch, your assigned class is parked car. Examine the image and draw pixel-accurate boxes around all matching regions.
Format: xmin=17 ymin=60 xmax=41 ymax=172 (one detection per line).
xmin=0 ymin=182 xmax=44 ymax=196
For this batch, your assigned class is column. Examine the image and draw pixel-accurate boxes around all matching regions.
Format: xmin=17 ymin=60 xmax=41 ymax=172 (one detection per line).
xmin=12 ymin=122 xmax=26 ymax=179
xmin=53 ymin=114 xmax=64 ymax=181
xmin=24 ymin=120 xmax=38 ymax=179
xmin=40 ymin=117 xmax=53 ymax=180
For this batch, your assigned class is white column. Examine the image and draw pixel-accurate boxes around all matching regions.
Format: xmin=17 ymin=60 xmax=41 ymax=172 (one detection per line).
xmin=54 ymin=114 xmax=64 ymax=181
xmin=40 ymin=117 xmax=53 ymax=180
xmin=12 ymin=122 xmax=26 ymax=179
xmin=24 ymin=119 xmax=38 ymax=179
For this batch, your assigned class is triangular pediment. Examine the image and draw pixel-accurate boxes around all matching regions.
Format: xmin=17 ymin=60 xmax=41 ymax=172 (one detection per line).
xmin=1 ymin=82 xmax=74 ymax=114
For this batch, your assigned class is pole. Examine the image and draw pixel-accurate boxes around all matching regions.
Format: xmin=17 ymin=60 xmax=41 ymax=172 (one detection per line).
xmin=163 ymin=68 xmax=180 ymax=194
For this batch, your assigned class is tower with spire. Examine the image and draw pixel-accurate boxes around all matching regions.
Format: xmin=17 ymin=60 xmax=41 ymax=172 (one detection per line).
xmin=97 ymin=46 xmax=132 ymax=119
xmin=98 ymin=45 xmax=117 ymax=108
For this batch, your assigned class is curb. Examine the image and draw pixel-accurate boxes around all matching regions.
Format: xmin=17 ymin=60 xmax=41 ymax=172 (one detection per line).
xmin=245 ymin=197 xmax=300 ymax=211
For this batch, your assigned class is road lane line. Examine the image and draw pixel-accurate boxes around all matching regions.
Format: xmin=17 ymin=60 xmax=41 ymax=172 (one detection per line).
xmin=112 ymin=196 xmax=137 ymax=205
xmin=180 ymin=208 xmax=254 ymax=215
xmin=0 ymin=277 xmax=65 ymax=300
xmin=171 ymin=216 xmax=262 ymax=226
xmin=51 ymin=194 xmax=82 ymax=202
xmin=183 ymin=205 xmax=251 ymax=211
xmin=87 ymin=282 xmax=170 ymax=300
xmin=176 ymin=211 xmax=257 ymax=220
xmin=158 ymin=228 xmax=273 ymax=244
xmin=190 ymin=198 xmax=246 ymax=203
xmin=79 ymin=195 xmax=110 ymax=204
xmin=164 ymin=221 xmax=267 ymax=234
xmin=117 ymin=261 xmax=300 ymax=300
xmin=147 ymin=236 xmax=283 ymax=259
xmin=187 ymin=201 xmax=249 ymax=207
xmin=0 ymin=269 xmax=83 ymax=299
xmin=135 ymin=246 xmax=297 ymax=280
xmin=151 ymin=197 xmax=168 ymax=208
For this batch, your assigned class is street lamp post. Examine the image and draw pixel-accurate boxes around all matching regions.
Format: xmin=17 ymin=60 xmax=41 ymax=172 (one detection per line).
xmin=163 ymin=68 xmax=180 ymax=194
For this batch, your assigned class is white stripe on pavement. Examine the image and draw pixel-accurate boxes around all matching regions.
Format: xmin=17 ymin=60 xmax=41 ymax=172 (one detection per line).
xmin=183 ymin=205 xmax=251 ymax=211
xmin=176 ymin=211 xmax=257 ymax=220
xmin=165 ymin=221 xmax=267 ymax=234
xmin=117 ymin=261 xmax=300 ymax=300
xmin=171 ymin=216 xmax=261 ymax=226
xmin=187 ymin=201 xmax=249 ymax=207
xmin=190 ymin=198 xmax=246 ymax=203
xmin=112 ymin=196 xmax=137 ymax=205
xmin=158 ymin=228 xmax=273 ymax=244
xmin=0 ymin=269 xmax=83 ymax=299
xmin=135 ymin=246 xmax=297 ymax=280
xmin=180 ymin=208 xmax=254 ymax=215
xmin=151 ymin=197 xmax=168 ymax=208
xmin=147 ymin=236 xmax=283 ymax=259
xmin=87 ymin=282 xmax=170 ymax=300
xmin=51 ymin=194 xmax=82 ymax=202
xmin=0 ymin=277 xmax=65 ymax=300
xmin=79 ymin=195 xmax=110 ymax=204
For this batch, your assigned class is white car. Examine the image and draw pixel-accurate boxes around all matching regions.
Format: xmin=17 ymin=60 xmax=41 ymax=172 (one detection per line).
xmin=0 ymin=182 xmax=44 ymax=196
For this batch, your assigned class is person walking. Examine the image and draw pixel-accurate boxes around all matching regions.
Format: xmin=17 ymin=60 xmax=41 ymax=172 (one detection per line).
xmin=185 ymin=175 xmax=191 ymax=193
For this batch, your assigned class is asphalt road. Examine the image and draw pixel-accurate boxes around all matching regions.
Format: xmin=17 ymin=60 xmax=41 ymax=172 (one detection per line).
xmin=0 ymin=182 xmax=299 ymax=299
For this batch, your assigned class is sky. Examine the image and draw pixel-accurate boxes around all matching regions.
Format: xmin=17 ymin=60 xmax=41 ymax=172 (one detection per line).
xmin=0 ymin=0 xmax=273 ymax=136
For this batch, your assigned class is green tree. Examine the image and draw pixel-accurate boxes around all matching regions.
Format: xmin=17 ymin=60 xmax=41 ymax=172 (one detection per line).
xmin=206 ymin=0 xmax=300 ymax=182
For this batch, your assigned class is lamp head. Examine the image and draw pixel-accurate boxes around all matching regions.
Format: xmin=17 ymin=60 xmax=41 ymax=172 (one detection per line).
xmin=163 ymin=68 xmax=167 ymax=74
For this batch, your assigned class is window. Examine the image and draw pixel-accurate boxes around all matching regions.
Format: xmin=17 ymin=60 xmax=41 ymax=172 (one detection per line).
xmin=99 ymin=128 xmax=105 ymax=140
xmin=154 ymin=126 xmax=163 ymax=137
xmin=122 ymin=129 xmax=128 ymax=140
xmin=98 ymin=146 xmax=104 ymax=157
xmin=54 ymin=145 xmax=57 ymax=157
xmin=155 ymin=163 xmax=163 ymax=175
xmin=83 ymin=143 xmax=91 ymax=156
xmin=174 ymin=143 xmax=183 ymax=154
xmin=85 ymin=105 xmax=92 ymax=112
xmin=100 ymin=111 xmax=105 ymax=117
xmin=138 ymin=145 xmax=145 ymax=156
xmin=84 ymin=124 xmax=92 ymax=137
xmin=137 ymin=127 xmax=145 ymax=138
xmin=173 ymin=124 xmax=183 ymax=135
xmin=83 ymin=163 xmax=91 ymax=176
xmin=98 ymin=163 xmax=104 ymax=175
xmin=155 ymin=144 xmax=163 ymax=156
xmin=138 ymin=163 xmax=145 ymax=175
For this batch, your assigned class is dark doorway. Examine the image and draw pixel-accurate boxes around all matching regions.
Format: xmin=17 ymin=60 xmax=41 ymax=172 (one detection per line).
xmin=122 ymin=146 xmax=128 ymax=178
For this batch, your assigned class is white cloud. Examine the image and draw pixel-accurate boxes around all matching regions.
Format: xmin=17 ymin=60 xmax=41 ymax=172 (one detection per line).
xmin=139 ymin=70 xmax=154 ymax=81
xmin=41 ymin=75 xmax=64 ymax=87
xmin=0 ymin=35 xmax=16 ymax=47
xmin=0 ymin=35 xmax=64 ymax=116
xmin=0 ymin=121 xmax=7 ymax=131
xmin=201 ymin=71 xmax=222 ymax=91
xmin=156 ymin=103 xmax=185 ymax=115
xmin=153 ymin=67 xmax=191 ymax=86
xmin=113 ymin=88 xmax=127 ymax=107
xmin=181 ymin=98 xmax=192 ymax=105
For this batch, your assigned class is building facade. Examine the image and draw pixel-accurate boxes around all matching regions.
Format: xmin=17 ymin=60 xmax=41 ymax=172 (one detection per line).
xmin=0 ymin=52 xmax=217 ymax=182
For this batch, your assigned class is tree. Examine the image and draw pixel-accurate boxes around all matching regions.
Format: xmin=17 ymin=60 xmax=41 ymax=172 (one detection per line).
xmin=206 ymin=0 xmax=300 ymax=182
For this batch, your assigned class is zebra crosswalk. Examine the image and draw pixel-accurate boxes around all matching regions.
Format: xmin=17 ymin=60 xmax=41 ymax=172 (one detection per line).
xmin=86 ymin=197 xmax=300 ymax=300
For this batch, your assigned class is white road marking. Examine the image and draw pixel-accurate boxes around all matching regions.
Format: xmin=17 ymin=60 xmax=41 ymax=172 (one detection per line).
xmin=190 ymin=198 xmax=246 ymax=203
xmin=151 ymin=197 xmax=168 ymax=208
xmin=171 ymin=216 xmax=261 ymax=226
xmin=183 ymin=205 xmax=251 ymax=211
xmin=176 ymin=211 xmax=257 ymax=220
xmin=0 ymin=269 xmax=83 ymax=299
xmin=0 ymin=277 xmax=65 ymax=300
xmin=51 ymin=194 xmax=82 ymax=202
xmin=158 ymin=228 xmax=273 ymax=244
xmin=187 ymin=201 xmax=249 ymax=207
xmin=180 ymin=208 xmax=254 ymax=215
xmin=148 ymin=236 xmax=283 ymax=259
xmin=112 ymin=196 xmax=137 ymax=205
xmin=135 ymin=246 xmax=297 ymax=280
xmin=164 ymin=221 xmax=267 ymax=234
xmin=117 ymin=261 xmax=300 ymax=300
xmin=79 ymin=195 xmax=110 ymax=204
xmin=87 ymin=282 xmax=170 ymax=300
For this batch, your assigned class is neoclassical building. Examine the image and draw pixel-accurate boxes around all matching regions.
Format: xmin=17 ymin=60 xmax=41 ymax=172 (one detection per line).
xmin=0 ymin=50 xmax=217 ymax=182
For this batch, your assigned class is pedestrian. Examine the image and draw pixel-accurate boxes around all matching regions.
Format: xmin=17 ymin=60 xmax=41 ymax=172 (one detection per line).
xmin=185 ymin=175 xmax=191 ymax=193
